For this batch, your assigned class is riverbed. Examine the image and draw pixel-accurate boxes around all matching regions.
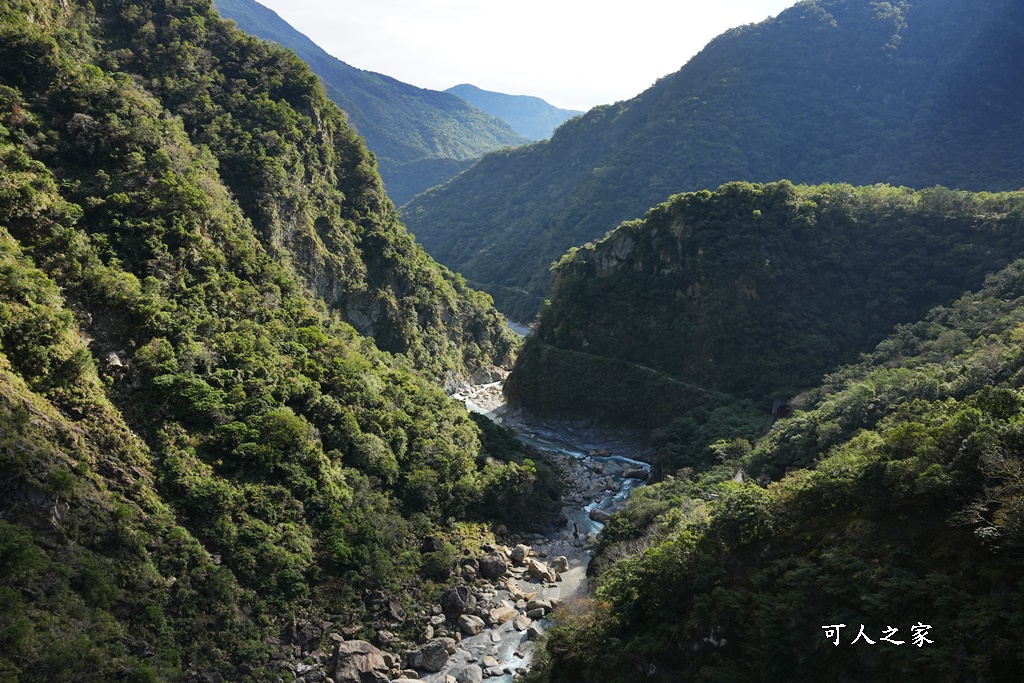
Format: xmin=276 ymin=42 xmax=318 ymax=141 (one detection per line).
xmin=428 ymin=382 xmax=653 ymax=682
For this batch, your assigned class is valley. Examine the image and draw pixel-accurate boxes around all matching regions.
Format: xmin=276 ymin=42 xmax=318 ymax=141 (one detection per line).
xmin=3 ymin=0 xmax=1024 ymax=682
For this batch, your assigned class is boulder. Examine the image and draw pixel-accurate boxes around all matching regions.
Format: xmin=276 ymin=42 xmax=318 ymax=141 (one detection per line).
xmin=526 ymin=558 xmax=547 ymax=580
xmin=457 ymin=614 xmax=486 ymax=636
xmin=420 ymin=536 xmax=444 ymax=553
xmin=455 ymin=665 xmax=483 ymax=683
xmin=588 ymin=508 xmax=613 ymax=523
xmin=387 ymin=599 xmax=407 ymax=622
xmin=526 ymin=598 xmax=552 ymax=614
xmin=441 ymin=586 xmax=476 ymax=615
xmin=526 ymin=559 xmax=557 ymax=583
xmin=333 ymin=640 xmax=389 ymax=683
xmin=478 ymin=552 xmax=509 ymax=580
xmin=552 ymin=556 xmax=569 ymax=573
xmin=527 ymin=623 xmax=545 ymax=641
xmin=623 ymin=467 xmax=649 ymax=480
xmin=405 ymin=640 xmax=450 ymax=673
xmin=480 ymin=655 xmax=499 ymax=668
xmin=488 ymin=607 xmax=517 ymax=626
xmin=510 ymin=544 xmax=531 ymax=564
xmin=506 ymin=581 xmax=524 ymax=600
xmin=513 ymin=614 xmax=531 ymax=631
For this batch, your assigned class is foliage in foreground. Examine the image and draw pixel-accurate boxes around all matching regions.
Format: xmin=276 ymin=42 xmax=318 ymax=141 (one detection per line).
xmin=525 ymin=261 xmax=1024 ymax=682
xmin=0 ymin=0 xmax=535 ymax=680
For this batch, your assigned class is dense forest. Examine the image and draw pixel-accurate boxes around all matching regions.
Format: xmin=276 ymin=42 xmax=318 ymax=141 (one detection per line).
xmin=213 ymin=0 xmax=530 ymax=205
xmin=506 ymin=182 xmax=1024 ymax=441
xmin=445 ymin=84 xmax=582 ymax=141
xmin=7 ymin=0 xmax=1024 ymax=681
xmin=523 ymin=257 xmax=1024 ymax=682
xmin=403 ymin=0 xmax=1024 ymax=320
xmin=0 ymin=1 xmax=554 ymax=680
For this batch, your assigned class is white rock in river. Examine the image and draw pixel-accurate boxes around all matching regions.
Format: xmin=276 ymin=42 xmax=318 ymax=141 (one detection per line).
xmin=457 ymin=614 xmax=485 ymax=636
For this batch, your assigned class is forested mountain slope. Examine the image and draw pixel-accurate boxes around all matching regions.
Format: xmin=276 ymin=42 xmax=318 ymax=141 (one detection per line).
xmin=524 ymin=258 xmax=1024 ymax=682
xmin=0 ymin=1 xmax=544 ymax=680
xmin=213 ymin=0 xmax=529 ymax=205
xmin=445 ymin=84 xmax=583 ymax=141
xmin=506 ymin=182 xmax=1024 ymax=438
xmin=403 ymin=0 xmax=1024 ymax=320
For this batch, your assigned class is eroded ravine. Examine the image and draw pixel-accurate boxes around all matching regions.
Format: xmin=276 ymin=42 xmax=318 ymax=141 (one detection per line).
xmin=416 ymin=382 xmax=652 ymax=683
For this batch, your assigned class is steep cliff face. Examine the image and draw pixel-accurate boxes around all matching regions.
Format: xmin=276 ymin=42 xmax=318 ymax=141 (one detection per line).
xmin=0 ymin=1 xmax=533 ymax=679
xmin=507 ymin=182 xmax=1024 ymax=426
xmin=112 ymin=0 xmax=517 ymax=382
xmin=403 ymin=0 xmax=1024 ymax=320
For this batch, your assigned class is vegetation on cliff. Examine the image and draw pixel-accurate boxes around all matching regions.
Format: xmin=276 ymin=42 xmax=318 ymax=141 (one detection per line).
xmin=403 ymin=0 xmax=1024 ymax=320
xmin=523 ymin=249 xmax=1024 ymax=683
xmin=507 ymin=182 xmax=1024 ymax=431
xmin=213 ymin=0 xmax=530 ymax=205
xmin=0 ymin=1 xmax=543 ymax=680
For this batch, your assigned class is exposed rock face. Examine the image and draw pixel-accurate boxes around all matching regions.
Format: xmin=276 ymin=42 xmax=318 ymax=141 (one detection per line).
xmin=332 ymin=640 xmax=388 ymax=683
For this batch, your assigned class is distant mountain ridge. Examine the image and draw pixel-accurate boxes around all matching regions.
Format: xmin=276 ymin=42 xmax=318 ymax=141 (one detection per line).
xmin=445 ymin=84 xmax=583 ymax=140
xmin=402 ymin=0 xmax=1024 ymax=320
xmin=213 ymin=0 xmax=530 ymax=204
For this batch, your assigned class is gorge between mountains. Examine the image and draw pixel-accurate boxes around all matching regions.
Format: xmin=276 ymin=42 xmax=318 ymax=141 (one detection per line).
xmin=3 ymin=1 xmax=1024 ymax=682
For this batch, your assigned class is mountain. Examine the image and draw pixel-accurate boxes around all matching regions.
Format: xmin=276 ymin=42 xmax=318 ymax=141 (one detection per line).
xmin=523 ymin=257 xmax=1024 ymax=682
xmin=213 ymin=0 xmax=530 ymax=205
xmin=402 ymin=0 xmax=1024 ymax=321
xmin=505 ymin=182 xmax=1024 ymax=464
xmin=0 ymin=1 xmax=555 ymax=680
xmin=445 ymin=84 xmax=583 ymax=141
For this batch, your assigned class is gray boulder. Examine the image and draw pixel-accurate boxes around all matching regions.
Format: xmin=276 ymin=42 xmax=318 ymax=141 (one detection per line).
xmin=510 ymin=544 xmax=531 ymax=564
xmin=455 ymin=664 xmax=483 ymax=683
xmin=405 ymin=639 xmax=450 ymax=672
xmin=457 ymin=614 xmax=486 ymax=636
xmin=441 ymin=586 xmax=476 ymax=615
xmin=478 ymin=551 xmax=509 ymax=580
xmin=333 ymin=640 xmax=389 ymax=683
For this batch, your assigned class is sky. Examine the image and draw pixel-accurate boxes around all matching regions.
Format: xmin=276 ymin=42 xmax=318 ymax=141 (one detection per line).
xmin=254 ymin=0 xmax=798 ymax=112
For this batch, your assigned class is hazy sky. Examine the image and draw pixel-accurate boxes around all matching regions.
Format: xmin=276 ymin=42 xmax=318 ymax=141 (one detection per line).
xmin=254 ymin=0 xmax=797 ymax=111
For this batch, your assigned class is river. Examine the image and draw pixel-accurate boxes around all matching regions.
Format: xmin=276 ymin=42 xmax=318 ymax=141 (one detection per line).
xmin=426 ymin=382 xmax=653 ymax=682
